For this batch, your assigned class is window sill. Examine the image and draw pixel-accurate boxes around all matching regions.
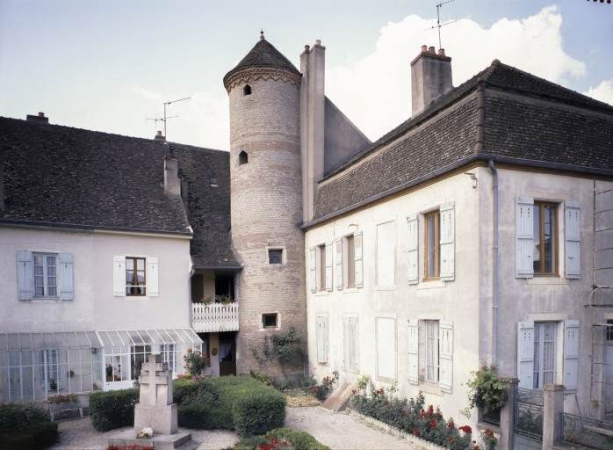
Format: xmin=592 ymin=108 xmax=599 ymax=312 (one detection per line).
xmin=375 ymin=285 xmax=397 ymax=291
xmin=416 ymin=280 xmax=446 ymax=290
xmin=418 ymin=382 xmax=443 ymax=396
xmin=342 ymin=288 xmax=360 ymax=294
xmin=526 ymin=277 xmax=569 ymax=286
xmin=23 ymin=297 xmax=62 ymax=302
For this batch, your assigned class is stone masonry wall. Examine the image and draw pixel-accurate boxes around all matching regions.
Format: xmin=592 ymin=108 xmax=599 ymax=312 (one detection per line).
xmin=228 ymin=74 xmax=307 ymax=378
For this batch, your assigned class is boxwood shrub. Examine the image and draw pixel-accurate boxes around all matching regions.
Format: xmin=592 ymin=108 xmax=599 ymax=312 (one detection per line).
xmin=232 ymin=389 xmax=286 ymax=437
xmin=89 ymin=388 xmax=138 ymax=431
xmin=230 ymin=428 xmax=330 ymax=450
xmin=0 ymin=403 xmax=57 ymax=450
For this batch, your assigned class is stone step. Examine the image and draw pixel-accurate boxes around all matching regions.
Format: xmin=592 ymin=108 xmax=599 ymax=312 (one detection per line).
xmin=322 ymin=382 xmax=358 ymax=412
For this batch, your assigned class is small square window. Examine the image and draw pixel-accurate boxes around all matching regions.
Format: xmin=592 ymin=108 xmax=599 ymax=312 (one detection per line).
xmin=607 ymin=320 xmax=613 ymax=342
xmin=268 ymin=249 xmax=283 ymax=264
xmin=262 ymin=313 xmax=278 ymax=328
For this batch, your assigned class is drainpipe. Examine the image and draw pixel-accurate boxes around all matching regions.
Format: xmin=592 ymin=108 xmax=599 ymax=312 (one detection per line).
xmin=488 ymin=159 xmax=499 ymax=366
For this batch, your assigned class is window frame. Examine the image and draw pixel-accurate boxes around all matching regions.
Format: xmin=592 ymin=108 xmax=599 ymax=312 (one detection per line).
xmin=424 ymin=210 xmax=441 ymax=281
xmin=424 ymin=320 xmax=440 ymax=384
xmin=267 ymin=248 xmax=284 ymax=265
xmin=125 ymin=256 xmax=147 ymax=297
xmin=262 ymin=313 xmax=279 ymax=329
xmin=33 ymin=252 xmax=58 ymax=298
xmin=533 ymin=201 xmax=559 ymax=276
xmin=533 ymin=321 xmax=558 ymax=389
xmin=317 ymin=244 xmax=326 ymax=292
xmin=345 ymin=234 xmax=356 ymax=289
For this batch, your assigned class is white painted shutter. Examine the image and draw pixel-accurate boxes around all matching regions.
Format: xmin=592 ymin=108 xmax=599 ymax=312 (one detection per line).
xmin=406 ymin=215 xmax=419 ymax=285
xmin=309 ymin=247 xmax=316 ymax=293
xmin=147 ymin=257 xmax=159 ymax=296
xmin=407 ymin=319 xmax=419 ymax=385
xmin=335 ymin=239 xmax=343 ymax=290
xmin=354 ymin=231 xmax=363 ymax=288
xmin=317 ymin=316 xmax=329 ymax=363
xmin=563 ymin=320 xmax=579 ymax=391
xmin=439 ymin=321 xmax=453 ymax=393
xmin=565 ymin=202 xmax=581 ymax=279
xmin=113 ymin=255 xmax=126 ymax=296
xmin=58 ymin=253 xmax=74 ymax=301
xmin=343 ymin=317 xmax=359 ymax=372
xmin=516 ymin=197 xmax=534 ymax=278
xmin=517 ymin=321 xmax=535 ymax=389
xmin=17 ymin=250 xmax=34 ymax=301
xmin=440 ymin=202 xmax=455 ymax=281
xmin=325 ymin=242 xmax=333 ymax=292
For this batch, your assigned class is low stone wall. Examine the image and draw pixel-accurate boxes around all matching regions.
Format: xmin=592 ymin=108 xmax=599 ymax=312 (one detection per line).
xmin=349 ymin=409 xmax=447 ymax=450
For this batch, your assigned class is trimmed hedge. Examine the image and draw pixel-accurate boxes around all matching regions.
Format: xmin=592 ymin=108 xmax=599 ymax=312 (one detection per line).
xmin=89 ymin=388 xmax=138 ymax=431
xmin=230 ymin=428 xmax=330 ymax=450
xmin=233 ymin=390 xmax=285 ymax=437
xmin=0 ymin=403 xmax=57 ymax=450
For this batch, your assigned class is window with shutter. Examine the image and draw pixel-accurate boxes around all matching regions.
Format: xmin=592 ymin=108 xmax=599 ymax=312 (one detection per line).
xmin=309 ymin=247 xmax=316 ymax=293
xmin=126 ymin=257 xmax=146 ymax=296
xmin=439 ymin=203 xmax=455 ymax=281
xmin=532 ymin=202 xmax=558 ymax=276
xmin=354 ymin=232 xmax=364 ymax=288
xmin=565 ymin=202 xmax=581 ymax=279
xmin=17 ymin=250 xmax=34 ymax=301
xmin=563 ymin=320 xmax=579 ymax=391
xmin=406 ymin=215 xmax=418 ymax=285
xmin=516 ymin=197 xmax=535 ymax=278
xmin=424 ymin=210 xmax=440 ymax=280
xmin=335 ymin=239 xmax=343 ymax=290
xmin=407 ymin=319 xmax=419 ymax=385
xmin=325 ymin=242 xmax=333 ymax=292
xmin=517 ymin=321 xmax=535 ymax=389
xmin=317 ymin=316 xmax=329 ymax=364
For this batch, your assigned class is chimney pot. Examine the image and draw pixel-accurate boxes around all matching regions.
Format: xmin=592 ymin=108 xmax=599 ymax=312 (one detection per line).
xmin=154 ymin=130 xmax=166 ymax=141
xmin=38 ymin=112 xmax=45 ymax=117
xmin=428 ymin=46 xmax=436 ymax=54
xmin=26 ymin=112 xmax=49 ymax=124
xmin=315 ymin=39 xmax=322 ymax=46
xmin=421 ymin=45 xmax=428 ymax=52
xmin=438 ymin=48 xmax=446 ymax=57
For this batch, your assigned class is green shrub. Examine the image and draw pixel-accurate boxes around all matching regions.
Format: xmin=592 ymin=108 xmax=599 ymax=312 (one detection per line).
xmin=268 ymin=427 xmax=330 ymax=450
xmin=0 ymin=404 xmax=57 ymax=450
xmin=89 ymin=388 xmax=138 ymax=431
xmin=233 ymin=389 xmax=286 ymax=437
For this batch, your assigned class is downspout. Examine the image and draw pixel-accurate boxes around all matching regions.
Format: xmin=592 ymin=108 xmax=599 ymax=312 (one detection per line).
xmin=475 ymin=81 xmax=499 ymax=366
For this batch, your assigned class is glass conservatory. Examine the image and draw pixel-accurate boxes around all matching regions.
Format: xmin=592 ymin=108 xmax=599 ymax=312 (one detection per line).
xmin=0 ymin=329 xmax=202 ymax=403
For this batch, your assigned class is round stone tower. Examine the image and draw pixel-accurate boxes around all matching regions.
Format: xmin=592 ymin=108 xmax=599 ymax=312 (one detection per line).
xmin=223 ymin=33 xmax=306 ymax=378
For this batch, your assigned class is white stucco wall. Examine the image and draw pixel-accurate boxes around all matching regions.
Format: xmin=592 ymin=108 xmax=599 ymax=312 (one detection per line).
xmin=0 ymin=226 xmax=192 ymax=333
xmin=306 ymin=169 xmax=482 ymax=424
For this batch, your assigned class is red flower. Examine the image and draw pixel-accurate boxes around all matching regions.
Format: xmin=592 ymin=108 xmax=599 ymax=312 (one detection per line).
xmin=459 ymin=425 xmax=472 ymax=434
xmin=412 ymin=427 xmax=420 ymax=437
xmin=429 ymin=419 xmax=437 ymax=429
xmin=448 ymin=420 xmax=455 ymax=429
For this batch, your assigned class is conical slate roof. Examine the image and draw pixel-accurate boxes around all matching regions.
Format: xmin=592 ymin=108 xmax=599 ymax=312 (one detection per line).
xmin=223 ymin=35 xmax=301 ymax=88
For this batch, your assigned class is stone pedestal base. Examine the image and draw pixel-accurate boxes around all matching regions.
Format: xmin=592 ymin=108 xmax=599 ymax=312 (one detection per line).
xmin=108 ymin=430 xmax=192 ymax=450
xmin=134 ymin=403 xmax=178 ymax=435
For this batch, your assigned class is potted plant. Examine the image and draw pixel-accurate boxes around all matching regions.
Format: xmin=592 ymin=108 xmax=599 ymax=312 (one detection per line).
xmin=466 ymin=365 xmax=508 ymax=419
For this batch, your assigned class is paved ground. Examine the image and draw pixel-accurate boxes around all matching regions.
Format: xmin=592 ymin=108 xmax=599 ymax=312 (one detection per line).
xmin=286 ymin=407 xmax=418 ymax=450
xmin=50 ymin=418 xmax=239 ymax=450
xmin=50 ymin=407 xmax=418 ymax=450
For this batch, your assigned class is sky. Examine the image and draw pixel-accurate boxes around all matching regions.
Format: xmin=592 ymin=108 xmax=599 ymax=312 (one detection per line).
xmin=0 ymin=0 xmax=612 ymax=150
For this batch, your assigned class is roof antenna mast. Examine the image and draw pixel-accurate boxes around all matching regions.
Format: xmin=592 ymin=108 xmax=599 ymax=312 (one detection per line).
xmin=162 ymin=96 xmax=191 ymax=139
xmin=427 ymin=0 xmax=457 ymax=49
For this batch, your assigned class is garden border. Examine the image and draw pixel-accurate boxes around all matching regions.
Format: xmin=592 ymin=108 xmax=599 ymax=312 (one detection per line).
xmin=349 ymin=409 xmax=447 ymax=450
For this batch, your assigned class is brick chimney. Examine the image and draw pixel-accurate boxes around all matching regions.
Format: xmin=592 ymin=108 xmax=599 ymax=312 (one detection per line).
xmin=163 ymin=143 xmax=181 ymax=196
xmin=411 ymin=45 xmax=453 ymax=116
xmin=26 ymin=112 xmax=49 ymax=124
xmin=154 ymin=130 xmax=166 ymax=141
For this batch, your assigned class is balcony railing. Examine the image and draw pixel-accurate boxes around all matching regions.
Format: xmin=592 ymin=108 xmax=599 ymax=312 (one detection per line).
xmin=192 ymin=303 xmax=239 ymax=333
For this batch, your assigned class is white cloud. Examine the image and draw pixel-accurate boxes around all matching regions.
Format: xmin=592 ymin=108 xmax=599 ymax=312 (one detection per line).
xmin=326 ymin=5 xmax=586 ymax=141
xmin=585 ymin=78 xmax=613 ymax=105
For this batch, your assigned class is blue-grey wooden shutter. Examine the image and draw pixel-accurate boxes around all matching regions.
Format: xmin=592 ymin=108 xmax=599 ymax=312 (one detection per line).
xmin=565 ymin=201 xmax=581 ymax=279
xmin=439 ymin=202 xmax=455 ymax=281
xmin=406 ymin=215 xmax=419 ymax=285
xmin=516 ymin=197 xmax=534 ymax=278
xmin=317 ymin=316 xmax=329 ymax=363
xmin=17 ymin=250 xmax=34 ymax=300
xmin=58 ymin=253 xmax=74 ymax=300
xmin=563 ymin=320 xmax=579 ymax=391
xmin=439 ymin=320 xmax=453 ymax=393
xmin=147 ymin=256 xmax=159 ymax=296
xmin=354 ymin=231 xmax=363 ymax=288
xmin=113 ymin=255 xmax=126 ymax=296
xmin=407 ymin=319 xmax=419 ymax=385
xmin=517 ymin=321 xmax=535 ymax=389
xmin=325 ymin=242 xmax=333 ymax=292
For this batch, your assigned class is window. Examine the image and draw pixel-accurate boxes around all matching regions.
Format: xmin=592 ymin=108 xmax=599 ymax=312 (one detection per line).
xmin=130 ymin=345 xmax=151 ymax=380
xmin=268 ymin=249 xmax=283 ymax=265
xmin=607 ymin=320 xmax=613 ymax=342
xmin=34 ymin=253 xmax=57 ymax=297
xmin=346 ymin=235 xmax=356 ymax=288
xmin=243 ymin=84 xmax=252 ymax=96
xmin=126 ymin=257 xmax=146 ymax=296
xmin=161 ymin=344 xmax=176 ymax=373
xmin=533 ymin=202 xmax=558 ymax=275
xmin=317 ymin=244 xmax=326 ymax=291
xmin=425 ymin=320 xmax=440 ymax=383
xmin=262 ymin=313 xmax=278 ymax=328
xmin=533 ymin=322 xmax=557 ymax=389
xmin=424 ymin=210 xmax=440 ymax=280
xmin=239 ymin=151 xmax=248 ymax=165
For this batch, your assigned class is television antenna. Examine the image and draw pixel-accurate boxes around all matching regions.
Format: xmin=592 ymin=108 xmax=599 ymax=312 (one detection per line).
xmin=161 ymin=96 xmax=191 ymax=139
xmin=426 ymin=0 xmax=457 ymax=50
xmin=145 ymin=115 xmax=179 ymax=133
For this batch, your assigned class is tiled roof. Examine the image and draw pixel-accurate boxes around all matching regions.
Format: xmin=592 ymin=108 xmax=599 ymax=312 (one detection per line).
xmin=223 ymin=38 xmax=301 ymax=86
xmin=312 ymin=60 xmax=613 ymax=223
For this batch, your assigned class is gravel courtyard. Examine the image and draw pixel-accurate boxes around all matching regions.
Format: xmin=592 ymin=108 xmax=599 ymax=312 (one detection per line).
xmin=50 ymin=406 xmax=418 ymax=450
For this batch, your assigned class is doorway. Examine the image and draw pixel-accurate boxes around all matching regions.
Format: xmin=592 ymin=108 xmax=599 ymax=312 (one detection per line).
xmin=219 ymin=332 xmax=237 ymax=376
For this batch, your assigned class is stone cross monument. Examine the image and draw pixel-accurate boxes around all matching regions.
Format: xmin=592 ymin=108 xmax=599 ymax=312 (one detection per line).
xmin=134 ymin=354 xmax=178 ymax=435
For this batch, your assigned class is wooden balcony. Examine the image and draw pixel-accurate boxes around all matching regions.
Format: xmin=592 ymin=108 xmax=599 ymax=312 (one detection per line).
xmin=192 ymin=303 xmax=239 ymax=333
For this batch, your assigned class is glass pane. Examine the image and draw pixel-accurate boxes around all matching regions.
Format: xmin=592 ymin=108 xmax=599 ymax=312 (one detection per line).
xmin=533 ymin=324 xmax=541 ymax=389
xmin=347 ymin=236 xmax=355 ymax=288
xmin=136 ymin=258 xmax=145 ymax=271
xmin=268 ymin=249 xmax=283 ymax=264
xmin=35 ymin=286 xmax=44 ymax=296
xmin=48 ymin=277 xmax=56 ymax=287
xmin=46 ymin=256 xmax=56 ymax=267
xmin=427 ymin=215 xmax=436 ymax=277
xmin=543 ymin=205 xmax=555 ymax=273
xmin=48 ymin=287 xmax=57 ymax=296
xmin=136 ymin=272 xmax=145 ymax=284
xmin=35 ymin=265 xmax=44 ymax=276
xmin=47 ymin=266 xmax=56 ymax=277
xmin=35 ymin=254 xmax=44 ymax=265
xmin=126 ymin=271 xmax=134 ymax=284
xmin=533 ymin=205 xmax=541 ymax=272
